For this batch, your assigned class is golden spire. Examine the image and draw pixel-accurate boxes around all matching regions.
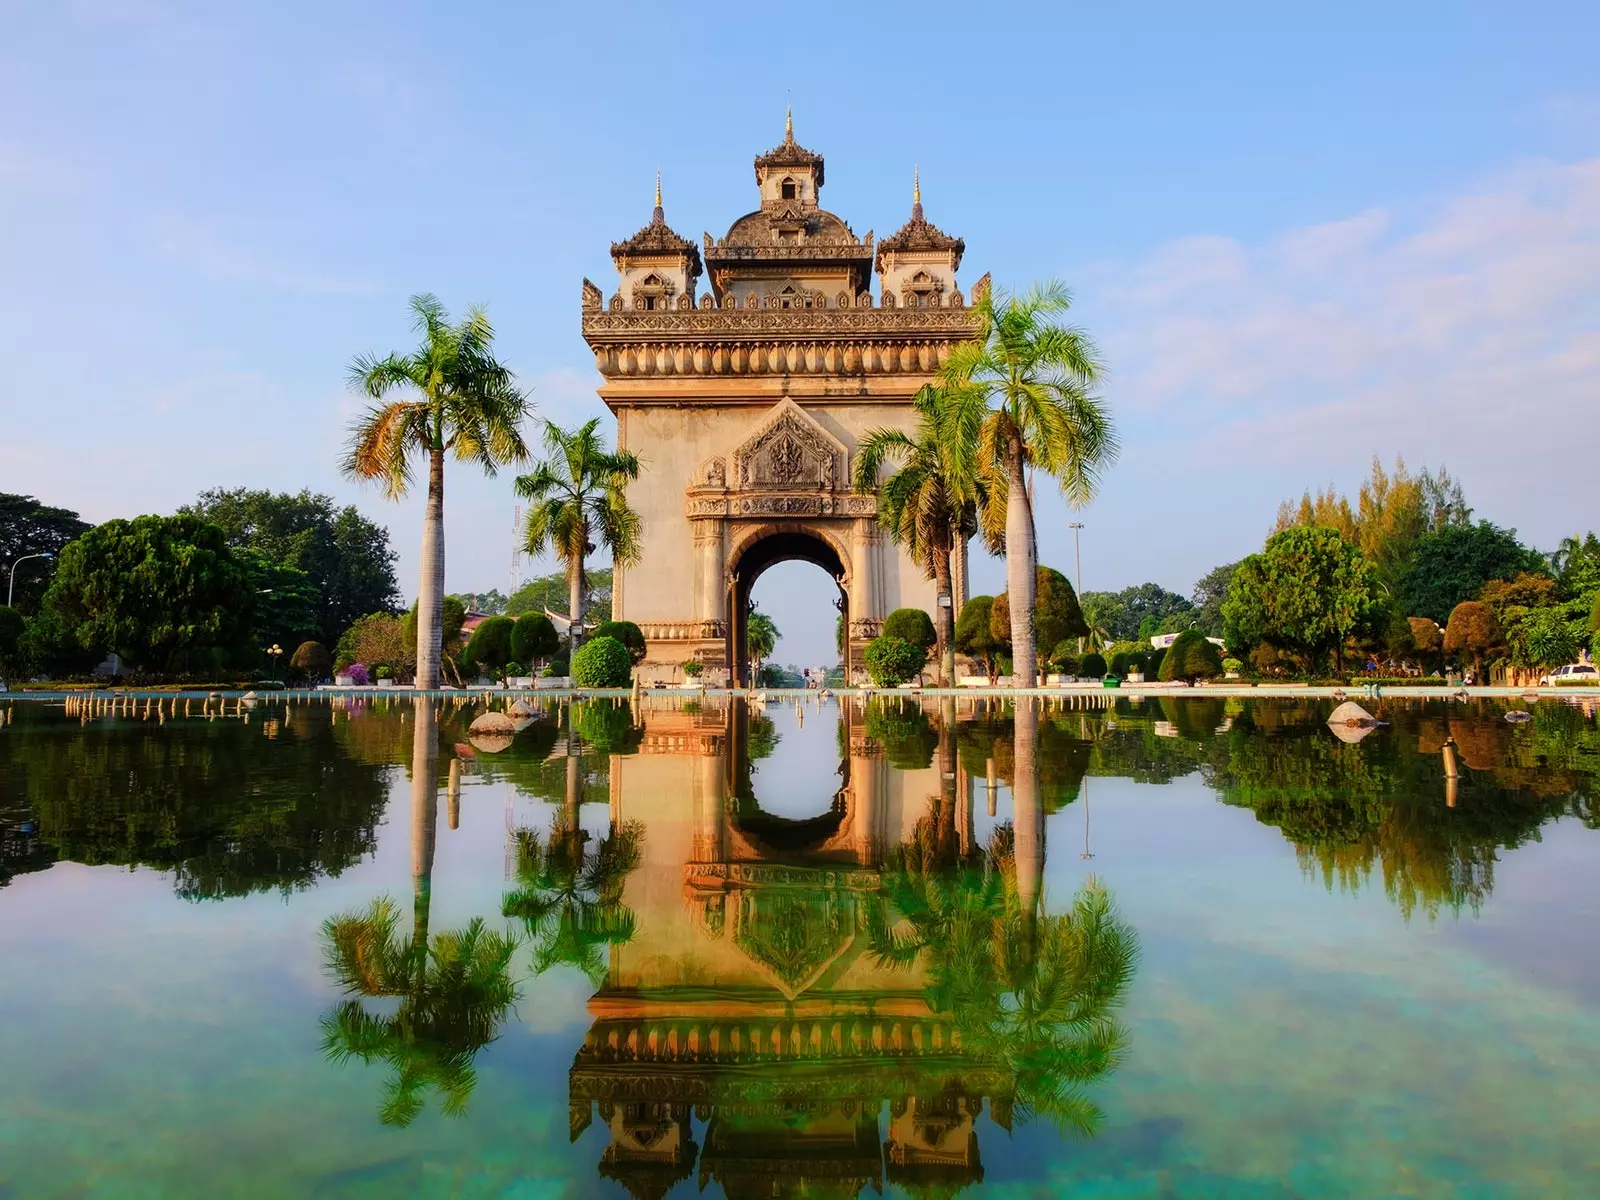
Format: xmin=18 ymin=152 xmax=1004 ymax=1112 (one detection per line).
xmin=913 ymin=164 xmax=921 ymax=205
xmin=654 ymin=167 xmax=662 ymax=209
xmin=785 ymin=104 xmax=793 ymax=140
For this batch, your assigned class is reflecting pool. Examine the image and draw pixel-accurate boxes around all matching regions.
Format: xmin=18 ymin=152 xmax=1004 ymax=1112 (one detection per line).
xmin=2 ymin=692 xmax=1598 ymax=1196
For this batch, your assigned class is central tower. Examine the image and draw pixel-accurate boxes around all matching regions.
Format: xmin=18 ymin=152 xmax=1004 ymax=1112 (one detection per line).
xmin=582 ymin=118 xmax=983 ymax=684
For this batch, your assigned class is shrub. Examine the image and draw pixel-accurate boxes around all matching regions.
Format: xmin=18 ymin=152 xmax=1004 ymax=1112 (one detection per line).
xmin=510 ymin=613 xmax=559 ymax=666
xmin=545 ymin=653 xmax=570 ymax=678
xmin=682 ymin=659 xmax=704 ymax=678
xmin=864 ymin=636 xmax=927 ymax=687
xmin=503 ymin=661 xmax=525 ymax=679
xmin=1160 ymin=630 xmax=1223 ymax=682
xmin=462 ymin=615 xmax=516 ymax=676
xmin=1081 ymin=652 xmax=1107 ymax=678
xmin=593 ymin=620 xmax=647 ymax=665
xmin=955 ymin=596 xmax=1005 ymax=680
xmin=1109 ymin=650 xmax=1136 ymax=677
xmin=289 ymin=640 xmax=331 ymax=680
xmin=1146 ymin=646 xmax=1167 ymax=678
xmin=1222 ymin=657 xmax=1244 ymax=674
xmin=346 ymin=662 xmax=371 ymax=686
xmin=571 ymin=636 xmax=632 ymax=688
xmin=375 ymin=664 xmax=393 ymax=680
xmin=882 ymin=608 xmax=937 ymax=651
xmin=1049 ymin=640 xmax=1080 ymax=676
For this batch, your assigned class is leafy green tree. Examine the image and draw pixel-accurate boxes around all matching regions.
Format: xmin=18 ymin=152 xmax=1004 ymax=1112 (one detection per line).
xmin=183 ymin=488 xmax=400 ymax=641
xmin=344 ymin=293 xmax=531 ymax=689
xmin=1190 ymin=562 xmax=1239 ymax=638
xmin=992 ymin=566 xmax=1088 ymax=678
xmin=1444 ymin=601 xmax=1503 ymax=680
xmin=864 ymin=635 xmax=927 ymax=686
xmin=1551 ymin=532 xmax=1600 ymax=598
xmin=0 ymin=606 xmax=25 ymax=675
xmin=944 ymin=281 xmax=1117 ymax=688
xmin=955 ymin=595 xmax=1005 ymax=682
xmin=745 ymin=607 xmax=778 ymax=684
xmin=1223 ymin=525 xmax=1384 ymax=672
xmin=1158 ymin=630 xmax=1223 ymax=681
xmin=593 ymin=620 xmax=646 ymax=665
xmin=238 ymin=548 xmax=322 ymax=657
xmin=854 ymin=385 xmax=984 ymax=685
xmin=1397 ymin=521 xmax=1546 ymax=624
xmin=448 ymin=588 xmax=507 ymax=615
xmin=571 ymin=636 xmax=632 ymax=688
xmin=510 ymin=613 xmax=559 ymax=666
xmin=401 ymin=595 xmax=466 ymax=673
xmin=0 ymin=493 xmax=89 ymax=613
xmin=1383 ymin=610 xmax=1417 ymax=663
xmin=504 ymin=567 xmax=613 ymax=624
xmin=40 ymin=514 xmax=255 ymax=672
xmin=514 ymin=419 xmax=640 ymax=656
xmin=1079 ymin=582 xmax=1193 ymax=643
xmin=881 ymin=607 xmax=937 ymax=652
xmin=461 ymin=615 xmax=516 ymax=677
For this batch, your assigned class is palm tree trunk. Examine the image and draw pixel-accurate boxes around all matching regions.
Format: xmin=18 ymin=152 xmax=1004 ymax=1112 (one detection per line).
xmin=933 ymin=541 xmax=956 ymax=687
xmin=568 ymin=548 xmax=586 ymax=656
xmin=410 ymin=699 xmax=439 ymax=973
xmin=1004 ymin=434 xmax=1037 ymax=688
xmin=938 ymin=696 xmax=957 ymax=860
xmin=1012 ymin=697 xmax=1042 ymax=934
xmin=415 ymin=450 xmax=446 ymax=690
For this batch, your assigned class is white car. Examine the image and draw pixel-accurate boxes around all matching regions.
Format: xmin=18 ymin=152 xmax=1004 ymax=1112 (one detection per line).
xmin=1540 ymin=663 xmax=1600 ymax=686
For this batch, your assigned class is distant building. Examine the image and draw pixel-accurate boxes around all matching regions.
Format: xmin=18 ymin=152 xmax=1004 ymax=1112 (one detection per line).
xmin=1150 ymin=632 xmax=1226 ymax=651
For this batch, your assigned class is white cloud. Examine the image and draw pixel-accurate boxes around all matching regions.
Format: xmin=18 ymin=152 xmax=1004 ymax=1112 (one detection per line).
xmin=1084 ymin=156 xmax=1600 ymax=545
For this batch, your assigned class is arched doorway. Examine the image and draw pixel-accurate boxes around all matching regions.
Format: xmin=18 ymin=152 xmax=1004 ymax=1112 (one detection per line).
xmin=727 ymin=526 xmax=849 ymax=687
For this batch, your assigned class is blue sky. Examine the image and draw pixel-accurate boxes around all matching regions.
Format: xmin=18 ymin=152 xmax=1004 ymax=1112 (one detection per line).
xmin=4 ymin=1 xmax=1597 ymax=664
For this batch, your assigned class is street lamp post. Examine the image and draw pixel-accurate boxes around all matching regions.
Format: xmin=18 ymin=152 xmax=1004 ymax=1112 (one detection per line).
xmin=6 ymin=553 xmax=55 ymax=607
xmin=267 ymin=643 xmax=283 ymax=679
xmin=1068 ymin=523 xmax=1084 ymax=653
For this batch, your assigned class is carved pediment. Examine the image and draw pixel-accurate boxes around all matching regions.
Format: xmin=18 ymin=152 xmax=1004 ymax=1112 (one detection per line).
xmin=732 ymin=399 xmax=845 ymax=491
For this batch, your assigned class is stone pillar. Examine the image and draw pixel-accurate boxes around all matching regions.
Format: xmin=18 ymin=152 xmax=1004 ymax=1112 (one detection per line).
xmin=694 ymin=520 xmax=725 ymax=622
xmin=850 ymin=728 xmax=883 ymax=867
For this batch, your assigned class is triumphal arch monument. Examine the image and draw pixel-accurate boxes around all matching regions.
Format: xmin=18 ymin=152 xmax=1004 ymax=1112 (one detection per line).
xmin=582 ymin=117 xmax=982 ymax=684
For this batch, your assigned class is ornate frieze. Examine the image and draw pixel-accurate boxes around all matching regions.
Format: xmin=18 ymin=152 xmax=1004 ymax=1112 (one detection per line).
xmin=848 ymin=618 xmax=882 ymax=642
xmin=686 ymin=494 xmax=876 ymax=520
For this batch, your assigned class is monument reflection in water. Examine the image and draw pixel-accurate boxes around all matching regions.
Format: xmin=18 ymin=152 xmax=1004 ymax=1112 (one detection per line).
xmin=507 ymin=695 xmax=1139 ymax=1197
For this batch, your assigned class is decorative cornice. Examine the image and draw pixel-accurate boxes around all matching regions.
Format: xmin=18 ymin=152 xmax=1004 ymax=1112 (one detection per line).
xmin=583 ymin=304 xmax=975 ymax=338
xmin=686 ymin=494 xmax=877 ymax=519
xmin=636 ymin=619 xmax=726 ymax=641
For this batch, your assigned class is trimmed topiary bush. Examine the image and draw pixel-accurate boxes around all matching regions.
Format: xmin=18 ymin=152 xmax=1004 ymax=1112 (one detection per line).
xmin=510 ymin=613 xmax=560 ymax=667
xmin=1160 ymin=630 xmax=1224 ymax=682
xmin=864 ymin=636 xmax=927 ymax=687
xmin=882 ymin=607 xmax=937 ymax=651
xmin=289 ymin=640 xmax=331 ymax=681
xmin=594 ymin=620 xmax=647 ymax=664
xmin=545 ymin=653 xmax=570 ymax=678
xmin=462 ymin=615 xmax=516 ymax=677
xmin=571 ymin=637 xmax=631 ymax=688
xmin=1080 ymin=652 xmax=1107 ymax=678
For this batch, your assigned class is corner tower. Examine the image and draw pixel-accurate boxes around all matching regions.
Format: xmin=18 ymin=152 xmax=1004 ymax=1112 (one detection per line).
xmin=581 ymin=120 xmax=986 ymax=685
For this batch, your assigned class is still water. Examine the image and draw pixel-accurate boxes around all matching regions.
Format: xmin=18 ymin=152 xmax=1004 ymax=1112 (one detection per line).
xmin=2 ymin=692 xmax=1597 ymax=1197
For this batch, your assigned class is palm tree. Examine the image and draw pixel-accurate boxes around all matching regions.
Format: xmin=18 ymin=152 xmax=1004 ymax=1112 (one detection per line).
xmin=746 ymin=606 xmax=779 ymax=685
xmin=502 ymin=818 xmax=644 ymax=986
xmin=869 ymin=824 xmax=1138 ymax=1136
xmin=854 ymin=385 xmax=985 ymax=686
xmin=319 ymin=700 xmax=519 ymax=1126
xmin=344 ymin=294 xmax=531 ymax=689
xmin=943 ymin=282 xmax=1116 ymax=688
xmin=514 ymin=419 xmax=641 ymax=656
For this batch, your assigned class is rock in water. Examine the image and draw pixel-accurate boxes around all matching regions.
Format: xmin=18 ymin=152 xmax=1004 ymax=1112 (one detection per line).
xmin=1328 ymin=700 xmax=1378 ymax=727
xmin=508 ymin=699 xmax=535 ymax=718
xmin=469 ymin=711 xmax=517 ymax=735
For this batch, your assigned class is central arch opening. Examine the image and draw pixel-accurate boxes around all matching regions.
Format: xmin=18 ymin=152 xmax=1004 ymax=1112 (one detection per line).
xmin=729 ymin=527 xmax=848 ymax=687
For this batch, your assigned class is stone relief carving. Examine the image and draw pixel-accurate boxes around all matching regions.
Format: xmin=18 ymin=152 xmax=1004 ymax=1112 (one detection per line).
xmin=732 ymin=401 xmax=843 ymax=491
xmin=581 ymin=278 xmax=603 ymax=310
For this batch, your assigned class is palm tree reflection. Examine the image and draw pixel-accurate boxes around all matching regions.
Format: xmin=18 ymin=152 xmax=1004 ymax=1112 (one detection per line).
xmin=318 ymin=699 xmax=519 ymax=1126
